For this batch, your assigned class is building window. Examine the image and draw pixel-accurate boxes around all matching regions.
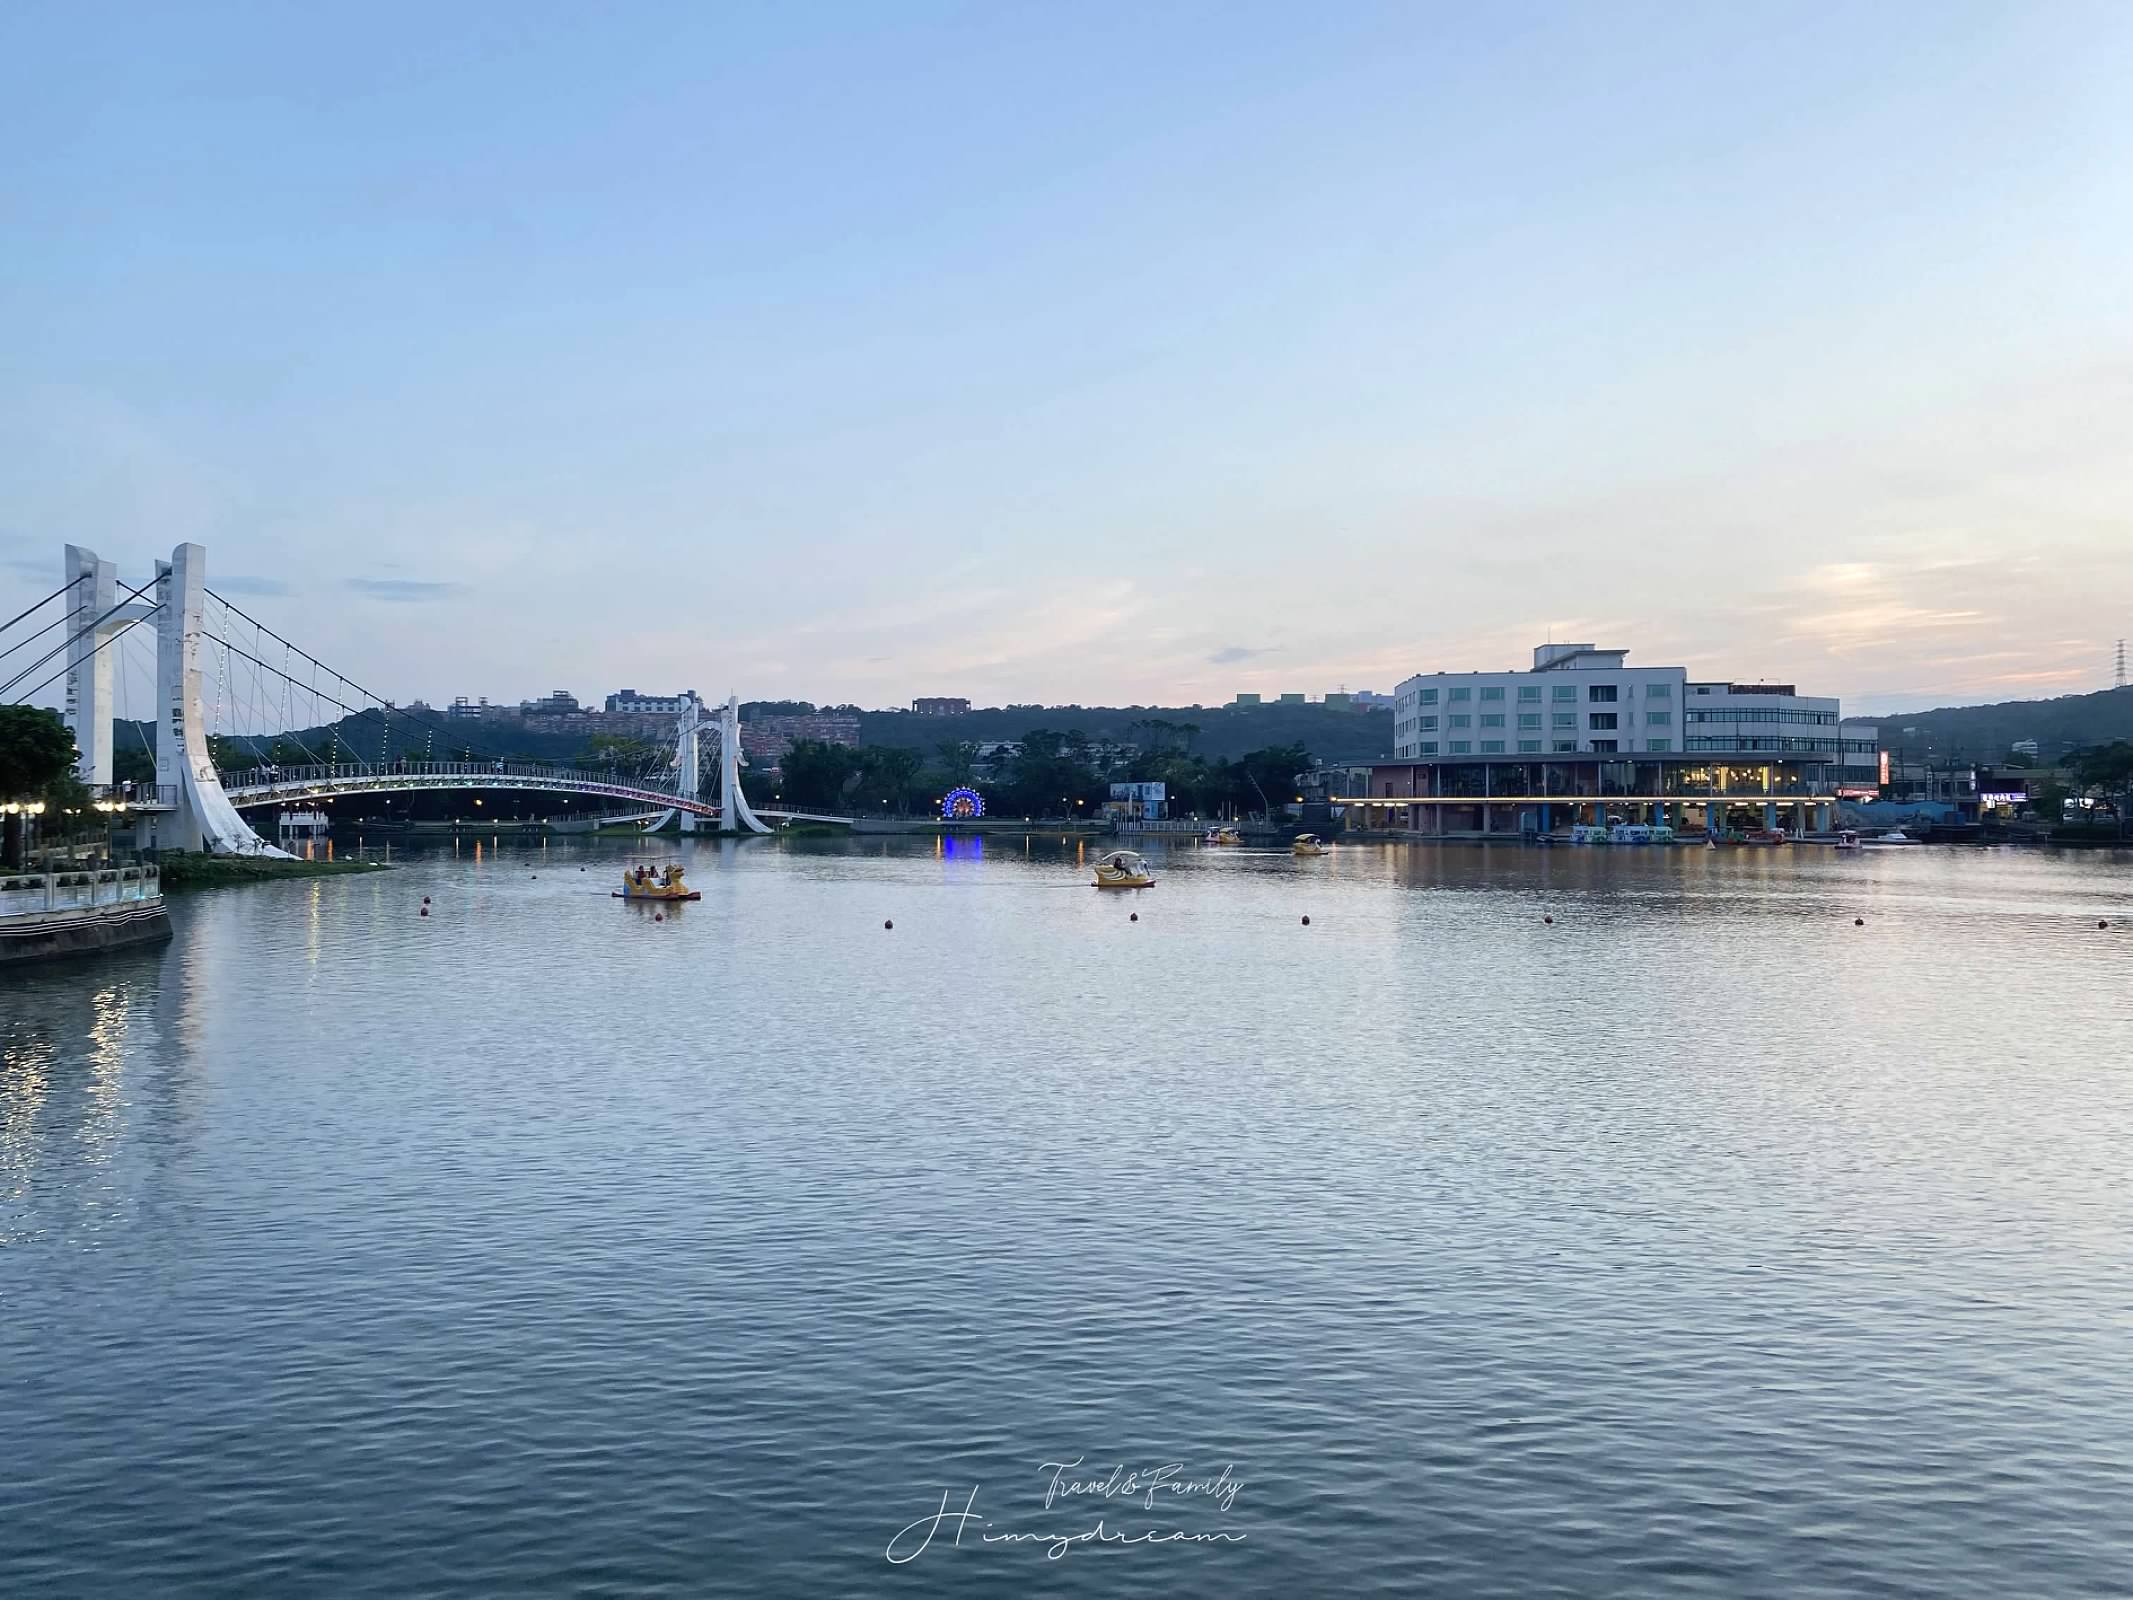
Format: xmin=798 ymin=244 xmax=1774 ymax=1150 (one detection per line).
xmin=1518 ymin=685 xmax=1541 ymax=702
xmin=1517 ymin=712 xmax=1541 ymax=730
xmin=1590 ymin=739 xmax=1618 ymax=752
xmin=1518 ymin=739 xmax=1542 ymax=753
xmin=1647 ymin=739 xmax=1671 ymax=752
xmin=1448 ymin=740 xmax=1471 ymax=754
xmin=1480 ymin=713 xmax=1505 ymax=728
xmin=1589 ymin=712 xmax=1618 ymax=730
xmin=1645 ymin=711 xmax=1671 ymax=727
xmin=1588 ymin=684 xmax=1617 ymax=703
xmin=1646 ymin=682 xmax=1671 ymax=699
xmin=1552 ymin=685 xmax=1577 ymax=702
xmin=1419 ymin=687 xmax=1437 ymax=704
xmin=1480 ymin=740 xmax=1505 ymax=753
xmin=1480 ymin=686 xmax=1505 ymax=701
xmin=1552 ymin=712 xmax=1576 ymax=729
xmin=1552 ymin=740 xmax=1578 ymax=752
xmin=1449 ymin=687 xmax=1471 ymax=702
xmin=1417 ymin=741 xmax=1438 ymax=755
xmin=1419 ymin=715 xmax=1438 ymax=731
xmin=1449 ymin=714 xmax=1471 ymax=729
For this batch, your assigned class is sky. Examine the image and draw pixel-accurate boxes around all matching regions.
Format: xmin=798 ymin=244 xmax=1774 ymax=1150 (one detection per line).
xmin=3 ymin=1 xmax=2131 ymax=718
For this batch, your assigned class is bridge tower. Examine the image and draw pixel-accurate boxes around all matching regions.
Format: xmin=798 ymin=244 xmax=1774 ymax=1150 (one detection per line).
xmin=719 ymin=693 xmax=773 ymax=835
xmin=674 ymin=693 xmax=705 ymax=834
xmin=63 ymin=541 xmax=284 ymax=857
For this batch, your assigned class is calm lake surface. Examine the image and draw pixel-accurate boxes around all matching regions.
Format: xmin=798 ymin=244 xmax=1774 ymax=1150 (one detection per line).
xmin=4 ymin=836 xmax=2131 ymax=1597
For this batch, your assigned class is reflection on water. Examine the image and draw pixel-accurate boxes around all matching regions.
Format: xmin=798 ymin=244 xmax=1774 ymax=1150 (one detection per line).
xmin=2 ymin=838 xmax=2130 ymax=1597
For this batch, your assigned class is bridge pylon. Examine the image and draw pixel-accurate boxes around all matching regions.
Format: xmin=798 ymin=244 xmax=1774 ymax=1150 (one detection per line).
xmin=63 ymin=541 xmax=285 ymax=857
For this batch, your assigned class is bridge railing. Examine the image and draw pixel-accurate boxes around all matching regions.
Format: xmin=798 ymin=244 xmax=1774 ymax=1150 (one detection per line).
xmin=219 ymin=759 xmax=683 ymax=792
xmin=85 ymin=783 xmax=179 ymax=809
xmin=213 ymin=760 xmax=718 ymax=812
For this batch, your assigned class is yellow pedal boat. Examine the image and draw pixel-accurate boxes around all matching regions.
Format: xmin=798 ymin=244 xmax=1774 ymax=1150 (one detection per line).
xmin=614 ymin=861 xmax=701 ymax=901
xmin=1093 ymin=849 xmax=1155 ymax=889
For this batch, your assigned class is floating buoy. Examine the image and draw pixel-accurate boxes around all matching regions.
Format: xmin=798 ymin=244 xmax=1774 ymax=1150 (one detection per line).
xmin=1129 ymin=912 xmax=1138 ymax=922
xmin=884 ymin=919 xmax=893 ymax=930
xmin=654 ymin=912 xmax=663 ymax=922
xmin=1301 ymin=915 xmax=1311 ymax=926
xmin=422 ymin=896 xmax=430 ymax=905
xmin=1543 ymin=915 xmax=1553 ymax=925
xmin=2101 ymin=920 xmax=2111 ymax=930
xmin=1854 ymin=917 xmax=1864 ymax=926
xmin=419 ymin=907 xmax=428 ymax=918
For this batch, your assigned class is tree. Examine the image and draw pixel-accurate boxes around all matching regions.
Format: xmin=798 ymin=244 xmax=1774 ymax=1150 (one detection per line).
xmin=0 ymin=706 xmax=77 ymax=800
xmin=113 ymin=745 xmax=157 ymax=785
xmin=779 ymin=740 xmax=867 ymax=809
xmin=1 ymin=706 xmax=78 ymax=868
xmin=2069 ymin=741 xmax=2133 ymax=836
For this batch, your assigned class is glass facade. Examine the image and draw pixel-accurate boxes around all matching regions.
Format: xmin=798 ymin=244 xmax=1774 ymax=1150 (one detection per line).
xmin=1360 ymin=757 xmax=1834 ymax=801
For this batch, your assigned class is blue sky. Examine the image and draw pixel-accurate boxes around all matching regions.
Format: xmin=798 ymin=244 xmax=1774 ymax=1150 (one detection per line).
xmin=4 ymin=1 xmax=2130 ymax=716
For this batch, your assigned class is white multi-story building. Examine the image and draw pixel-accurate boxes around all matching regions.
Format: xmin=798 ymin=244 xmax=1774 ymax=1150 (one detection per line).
xmin=1363 ymin=642 xmax=1846 ymax=837
xmin=1394 ymin=643 xmax=1693 ymax=758
xmin=604 ymin=688 xmax=696 ymax=715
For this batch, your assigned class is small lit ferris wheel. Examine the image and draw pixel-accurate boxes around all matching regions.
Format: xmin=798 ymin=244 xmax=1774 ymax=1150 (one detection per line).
xmin=941 ymin=786 xmax=985 ymax=820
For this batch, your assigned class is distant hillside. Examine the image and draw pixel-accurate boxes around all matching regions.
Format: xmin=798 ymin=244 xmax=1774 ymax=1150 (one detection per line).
xmin=1868 ymin=685 xmax=2133 ymax=761
xmin=133 ymin=700 xmax=1392 ymax=771
xmin=853 ymin=704 xmax=1394 ymax=763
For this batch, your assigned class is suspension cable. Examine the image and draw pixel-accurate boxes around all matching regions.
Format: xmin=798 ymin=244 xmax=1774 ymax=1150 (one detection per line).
xmin=0 ymin=610 xmax=71 ymax=667
xmin=5 ymin=606 xmax=164 ymax=707
xmin=0 ymin=573 xmax=86 ymax=638
xmin=0 ymin=571 xmax=162 ymax=701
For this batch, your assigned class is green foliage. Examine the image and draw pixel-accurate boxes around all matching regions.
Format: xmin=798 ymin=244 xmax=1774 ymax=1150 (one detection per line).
xmin=852 ymin=702 xmax=1390 ymax=764
xmin=0 ymin=705 xmax=77 ymax=799
xmin=2070 ymin=741 xmax=2133 ymax=792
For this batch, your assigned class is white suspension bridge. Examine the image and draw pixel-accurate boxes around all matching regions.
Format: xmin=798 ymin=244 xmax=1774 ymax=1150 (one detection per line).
xmin=3 ymin=541 xmax=852 ymax=855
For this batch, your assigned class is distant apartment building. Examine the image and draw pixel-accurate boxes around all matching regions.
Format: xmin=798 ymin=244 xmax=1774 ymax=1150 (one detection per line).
xmin=447 ymin=696 xmax=500 ymax=720
xmin=2012 ymin=739 xmax=2040 ymax=758
xmin=605 ymin=688 xmax=696 ymax=715
xmin=1231 ymin=693 xmax=1262 ymax=707
xmin=911 ymin=697 xmax=971 ymax=717
xmin=1277 ymin=692 xmax=1306 ymax=705
xmin=741 ymin=711 xmax=862 ymax=770
xmin=1356 ymin=642 xmax=1846 ymax=836
xmin=521 ymin=690 xmax=581 ymax=717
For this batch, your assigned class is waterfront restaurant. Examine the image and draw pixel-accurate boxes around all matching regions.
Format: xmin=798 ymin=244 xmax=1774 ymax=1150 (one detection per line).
xmin=1343 ymin=642 xmax=1845 ymax=838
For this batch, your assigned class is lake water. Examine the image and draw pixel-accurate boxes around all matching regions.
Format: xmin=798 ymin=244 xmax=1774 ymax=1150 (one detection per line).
xmin=4 ymin=836 xmax=2131 ymax=1597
